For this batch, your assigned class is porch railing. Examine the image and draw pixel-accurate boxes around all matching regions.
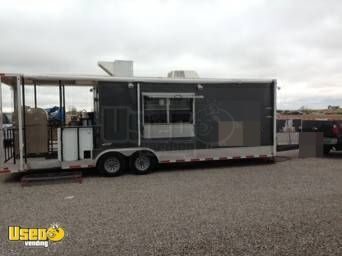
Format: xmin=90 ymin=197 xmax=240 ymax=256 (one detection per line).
xmin=3 ymin=128 xmax=16 ymax=163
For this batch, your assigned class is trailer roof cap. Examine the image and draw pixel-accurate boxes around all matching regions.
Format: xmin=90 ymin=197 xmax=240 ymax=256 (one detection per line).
xmin=167 ymin=70 xmax=199 ymax=79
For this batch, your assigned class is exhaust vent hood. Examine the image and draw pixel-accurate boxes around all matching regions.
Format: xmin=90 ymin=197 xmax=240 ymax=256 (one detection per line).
xmin=98 ymin=60 xmax=133 ymax=77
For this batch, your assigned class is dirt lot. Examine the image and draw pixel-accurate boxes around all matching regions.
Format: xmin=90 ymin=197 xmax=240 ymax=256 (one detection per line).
xmin=0 ymin=151 xmax=341 ymax=256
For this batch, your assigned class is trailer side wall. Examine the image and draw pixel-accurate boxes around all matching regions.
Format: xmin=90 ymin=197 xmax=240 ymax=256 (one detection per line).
xmin=95 ymin=81 xmax=275 ymax=156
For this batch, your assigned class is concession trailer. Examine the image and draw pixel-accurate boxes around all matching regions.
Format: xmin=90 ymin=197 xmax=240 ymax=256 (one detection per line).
xmin=0 ymin=61 xmax=277 ymax=176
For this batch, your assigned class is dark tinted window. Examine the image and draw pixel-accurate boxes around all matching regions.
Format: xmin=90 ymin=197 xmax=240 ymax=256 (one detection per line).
xmin=144 ymin=98 xmax=167 ymax=124
xmin=169 ymin=98 xmax=193 ymax=123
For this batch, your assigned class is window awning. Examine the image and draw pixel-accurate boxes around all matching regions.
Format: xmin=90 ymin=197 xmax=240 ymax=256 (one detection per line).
xmin=142 ymin=92 xmax=204 ymax=99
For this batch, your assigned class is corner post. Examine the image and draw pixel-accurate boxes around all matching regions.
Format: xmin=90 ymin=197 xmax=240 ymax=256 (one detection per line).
xmin=0 ymin=76 xmax=4 ymax=169
xmin=137 ymin=82 xmax=141 ymax=147
xmin=21 ymin=76 xmax=27 ymax=163
xmin=16 ymin=76 xmax=24 ymax=171
xmin=273 ymin=80 xmax=277 ymax=157
xmin=34 ymin=81 xmax=37 ymax=108
xmin=59 ymin=80 xmax=64 ymax=161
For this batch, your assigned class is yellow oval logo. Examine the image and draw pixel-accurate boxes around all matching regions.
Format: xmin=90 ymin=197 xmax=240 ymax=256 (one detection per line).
xmin=46 ymin=227 xmax=65 ymax=242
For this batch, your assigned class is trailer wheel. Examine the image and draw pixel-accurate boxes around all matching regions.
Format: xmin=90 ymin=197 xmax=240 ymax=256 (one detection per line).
xmin=130 ymin=151 xmax=156 ymax=175
xmin=98 ymin=153 xmax=126 ymax=177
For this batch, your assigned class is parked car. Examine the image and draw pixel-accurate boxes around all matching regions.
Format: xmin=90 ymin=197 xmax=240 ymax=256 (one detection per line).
xmin=302 ymin=120 xmax=342 ymax=154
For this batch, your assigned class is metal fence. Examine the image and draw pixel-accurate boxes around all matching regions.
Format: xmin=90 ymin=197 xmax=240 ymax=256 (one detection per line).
xmin=3 ymin=128 xmax=16 ymax=163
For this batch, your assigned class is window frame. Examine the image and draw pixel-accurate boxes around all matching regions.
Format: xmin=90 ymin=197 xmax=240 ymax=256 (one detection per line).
xmin=141 ymin=92 xmax=203 ymax=139
xmin=142 ymin=95 xmax=195 ymax=126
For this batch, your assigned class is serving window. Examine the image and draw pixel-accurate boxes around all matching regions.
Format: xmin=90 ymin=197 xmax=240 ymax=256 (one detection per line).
xmin=142 ymin=93 xmax=201 ymax=138
xmin=143 ymin=97 xmax=193 ymax=125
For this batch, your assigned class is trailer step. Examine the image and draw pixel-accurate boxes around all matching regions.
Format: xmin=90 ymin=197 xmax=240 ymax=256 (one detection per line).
xmin=21 ymin=171 xmax=82 ymax=187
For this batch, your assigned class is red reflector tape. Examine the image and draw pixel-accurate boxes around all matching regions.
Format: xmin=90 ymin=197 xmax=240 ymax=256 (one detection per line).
xmin=69 ymin=165 xmax=81 ymax=169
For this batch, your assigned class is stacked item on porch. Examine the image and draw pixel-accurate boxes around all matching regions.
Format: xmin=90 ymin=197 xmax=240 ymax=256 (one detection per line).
xmin=13 ymin=107 xmax=48 ymax=156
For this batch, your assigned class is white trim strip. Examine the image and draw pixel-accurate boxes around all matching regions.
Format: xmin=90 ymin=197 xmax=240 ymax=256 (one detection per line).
xmin=160 ymin=154 xmax=274 ymax=164
xmin=63 ymin=164 xmax=96 ymax=170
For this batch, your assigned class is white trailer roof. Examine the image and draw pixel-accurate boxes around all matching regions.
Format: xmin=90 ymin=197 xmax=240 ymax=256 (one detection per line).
xmin=1 ymin=73 xmax=275 ymax=87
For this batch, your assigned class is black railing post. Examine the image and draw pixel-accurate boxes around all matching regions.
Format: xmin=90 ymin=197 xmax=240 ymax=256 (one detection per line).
xmin=34 ymin=81 xmax=37 ymax=108
xmin=12 ymin=129 xmax=16 ymax=164
xmin=62 ymin=84 xmax=66 ymax=125
xmin=4 ymin=130 xmax=7 ymax=161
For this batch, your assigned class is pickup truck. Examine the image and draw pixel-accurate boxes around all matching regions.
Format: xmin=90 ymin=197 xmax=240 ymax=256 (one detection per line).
xmin=302 ymin=120 xmax=342 ymax=154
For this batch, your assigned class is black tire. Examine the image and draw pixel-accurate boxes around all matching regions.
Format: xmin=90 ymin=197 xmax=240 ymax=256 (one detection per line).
xmin=97 ymin=153 xmax=127 ymax=177
xmin=323 ymin=145 xmax=332 ymax=155
xmin=129 ymin=151 xmax=157 ymax=175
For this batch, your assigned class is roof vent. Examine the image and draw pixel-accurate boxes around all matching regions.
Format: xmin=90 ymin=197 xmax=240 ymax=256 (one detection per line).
xmin=167 ymin=70 xmax=199 ymax=79
xmin=98 ymin=60 xmax=133 ymax=77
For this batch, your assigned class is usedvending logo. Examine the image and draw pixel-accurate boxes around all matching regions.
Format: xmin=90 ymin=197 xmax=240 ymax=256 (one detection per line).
xmin=8 ymin=224 xmax=65 ymax=247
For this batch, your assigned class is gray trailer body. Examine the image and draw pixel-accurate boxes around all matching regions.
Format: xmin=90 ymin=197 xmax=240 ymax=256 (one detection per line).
xmin=94 ymin=81 xmax=276 ymax=162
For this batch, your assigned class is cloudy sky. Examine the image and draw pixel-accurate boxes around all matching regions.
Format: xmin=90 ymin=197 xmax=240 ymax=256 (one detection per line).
xmin=1 ymin=0 xmax=342 ymax=111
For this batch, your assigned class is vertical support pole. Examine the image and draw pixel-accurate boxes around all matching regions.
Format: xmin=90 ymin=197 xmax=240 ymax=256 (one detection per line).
xmin=12 ymin=128 xmax=16 ymax=164
xmin=59 ymin=81 xmax=63 ymax=127
xmin=166 ymin=98 xmax=170 ymax=123
xmin=273 ymin=80 xmax=277 ymax=157
xmin=21 ymin=77 xmax=27 ymax=163
xmin=77 ymin=127 xmax=80 ymax=160
xmin=192 ymin=97 xmax=196 ymax=126
xmin=16 ymin=76 xmax=24 ymax=171
xmin=137 ymin=82 xmax=141 ymax=147
xmin=0 ymin=76 xmax=4 ymax=169
xmin=301 ymin=119 xmax=303 ymax=133
xmin=59 ymin=80 xmax=63 ymax=161
xmin=34 ymin=81 xmax=37 ymax=108
xmin=62 ymin=84 xmax=66 ymax=125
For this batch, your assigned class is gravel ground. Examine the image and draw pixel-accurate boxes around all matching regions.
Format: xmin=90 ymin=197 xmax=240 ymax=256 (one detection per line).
xmin=0 ymin=151 xmax=341 ymax=256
